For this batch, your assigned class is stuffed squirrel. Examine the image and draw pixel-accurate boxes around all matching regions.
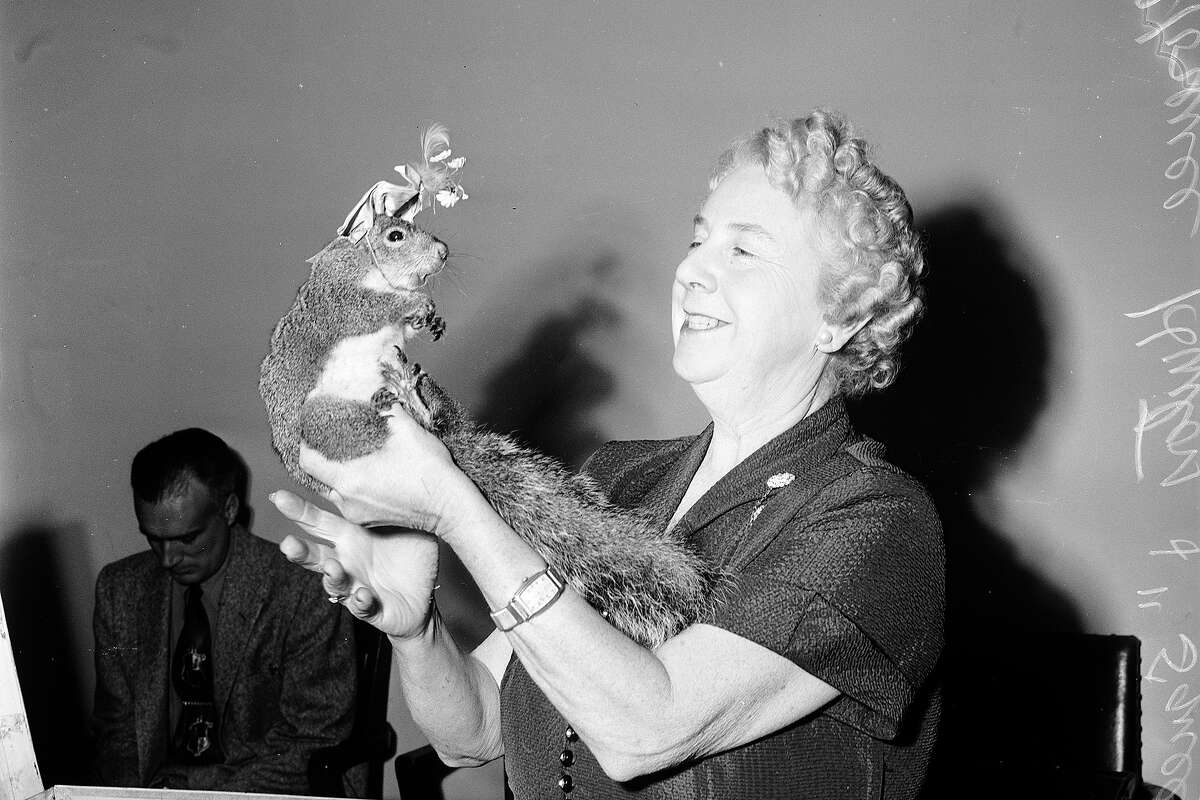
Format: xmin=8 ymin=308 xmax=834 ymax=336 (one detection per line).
xmin=259 ymin=125 xmax=464 ymax=493
xmin=259 ymin=127 xmax=725 ymax=647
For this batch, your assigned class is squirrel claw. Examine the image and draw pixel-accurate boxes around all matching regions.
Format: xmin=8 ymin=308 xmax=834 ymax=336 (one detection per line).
xmin=370 ymin=387 xmax=398 ymax=413
xmin=379 ymin=353 xmax=435 ymax=431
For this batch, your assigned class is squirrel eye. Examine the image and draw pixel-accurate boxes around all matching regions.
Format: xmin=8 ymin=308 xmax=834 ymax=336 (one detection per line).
xmin=386 ymin=229 xmax=405 ymax=243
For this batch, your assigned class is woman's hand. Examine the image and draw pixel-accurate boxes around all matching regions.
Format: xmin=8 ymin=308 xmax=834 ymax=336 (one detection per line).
xmin=297 ymin=411 xmax=478 ymax=537
xmin=271 ymin=490 xmax=440 ymax=639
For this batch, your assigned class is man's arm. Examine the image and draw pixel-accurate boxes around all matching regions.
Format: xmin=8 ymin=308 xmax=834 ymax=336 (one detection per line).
xmin=90 ymin=571 xmax=141 ymax=787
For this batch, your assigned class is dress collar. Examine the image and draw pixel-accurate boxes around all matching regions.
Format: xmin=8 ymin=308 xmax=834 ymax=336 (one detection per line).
xmin=648 ymin=396 xmax=854 ymax=544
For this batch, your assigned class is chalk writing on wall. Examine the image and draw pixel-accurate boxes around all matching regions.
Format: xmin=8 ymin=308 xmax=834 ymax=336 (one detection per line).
xmin=1125 ymin=288 xmax=1200 ymax=487
xmin=1128 ymin=284 xmax=1200 ymax=799
xmin=1137 ymin=564 xmax=1198 ymax=800
xmin=1139 ymin=542 xmax=1197 ymax=800
xmin=1136 ymin=0 xmax=1200 ymax=236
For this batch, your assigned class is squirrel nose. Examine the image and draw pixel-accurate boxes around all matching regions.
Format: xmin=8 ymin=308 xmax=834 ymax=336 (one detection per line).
xmin=435 ymin=241 xmax=448 ymax=262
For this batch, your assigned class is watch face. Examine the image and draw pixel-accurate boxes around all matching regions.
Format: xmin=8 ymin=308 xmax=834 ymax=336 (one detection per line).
xmin=515 ymin=572 xmax=561 ymax=617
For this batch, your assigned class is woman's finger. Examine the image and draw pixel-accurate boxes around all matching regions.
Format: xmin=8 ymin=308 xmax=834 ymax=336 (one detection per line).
xmin=279 ymin=533 xmax=328 ymax=571
xmin=270 ymin=490 xmax=348 ymax=543
xmin=348 ymin=586 xmax=380 ymax=618
xmin=296 ymin=446 xmax=339 ymax=488
xmin=321 ymin=558 xmax=354 ymax=598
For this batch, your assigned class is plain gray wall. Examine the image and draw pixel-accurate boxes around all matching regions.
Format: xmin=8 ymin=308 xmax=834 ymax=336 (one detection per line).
xmin=2 ymin=2 xmax=1197 ymax=797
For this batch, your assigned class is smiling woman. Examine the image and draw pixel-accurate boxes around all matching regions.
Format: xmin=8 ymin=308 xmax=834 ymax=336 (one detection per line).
xmin=274 ymin=108 xmax=943 ymax=799
xmin=672 ymin=165 xmax=835 ymax=414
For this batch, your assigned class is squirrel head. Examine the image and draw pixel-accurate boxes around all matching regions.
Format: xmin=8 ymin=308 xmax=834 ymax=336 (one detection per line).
xmin=314 ymin=214 xmax=449 ymax=294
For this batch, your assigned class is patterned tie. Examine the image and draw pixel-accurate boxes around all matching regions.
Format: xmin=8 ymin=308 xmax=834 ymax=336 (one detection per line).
xmin=171 ymin=585 xmax=224 ymax=763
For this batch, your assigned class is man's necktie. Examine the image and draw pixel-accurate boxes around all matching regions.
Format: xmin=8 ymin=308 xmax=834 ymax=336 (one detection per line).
xmin=171 ymin=584 xmax=224 ymax=763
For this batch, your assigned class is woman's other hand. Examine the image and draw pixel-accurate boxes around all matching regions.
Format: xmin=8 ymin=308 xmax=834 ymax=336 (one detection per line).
xmin=271 ymin=490 xmax=440 ymax=639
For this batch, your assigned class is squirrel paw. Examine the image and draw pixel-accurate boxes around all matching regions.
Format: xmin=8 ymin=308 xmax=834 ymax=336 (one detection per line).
xmin=425 ymin=314 xmax=446 ymax=341
xmin=408 ymin=312 xmax=445 ymax=342
xmin=380 ymin=349 xmax=436 ymax=431
xmin=402 ymin=297 xmax=445 ymax=342
xmin=370 ymin=387 xmax=398 ymax=414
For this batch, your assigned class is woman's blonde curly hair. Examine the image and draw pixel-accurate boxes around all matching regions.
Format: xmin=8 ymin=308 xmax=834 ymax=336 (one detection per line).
xmin=710 ymin=109 xmax=926 ymax=396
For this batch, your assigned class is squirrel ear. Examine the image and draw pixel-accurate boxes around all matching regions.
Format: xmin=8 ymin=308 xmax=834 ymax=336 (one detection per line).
xmin=398 ymin=194 xmax=421 ymax=223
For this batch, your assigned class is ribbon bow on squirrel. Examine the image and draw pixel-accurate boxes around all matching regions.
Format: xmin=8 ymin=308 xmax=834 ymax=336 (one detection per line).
xmin=338 ymin=123 xmax=469 ymax=243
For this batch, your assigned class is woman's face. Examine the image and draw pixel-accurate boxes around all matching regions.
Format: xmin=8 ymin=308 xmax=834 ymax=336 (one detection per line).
xmin=672 ymin=165 xmax=830 ymax=401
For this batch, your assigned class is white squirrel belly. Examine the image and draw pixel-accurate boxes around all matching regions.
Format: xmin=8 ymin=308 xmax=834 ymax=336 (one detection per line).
xmin=308 ymin=327 xmax=405 ymax=402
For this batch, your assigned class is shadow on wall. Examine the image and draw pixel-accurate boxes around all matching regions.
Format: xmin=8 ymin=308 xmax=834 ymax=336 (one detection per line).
xmin=432 ymin=253 xmax=621 ymax=651
xmin=853 ymin=200 xmax=1081 ymax=633
xmin=475 ymin=295 xmax=620 ymax=471
xmin=0 ymin=517 xmax=92 ymax=787
xmin=850 ymin=201 xmax=1084 ymax=793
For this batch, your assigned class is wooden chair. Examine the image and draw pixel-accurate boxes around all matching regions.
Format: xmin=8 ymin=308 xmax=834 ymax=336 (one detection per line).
xmin=308 ymin=618 xmax=398 ymax=798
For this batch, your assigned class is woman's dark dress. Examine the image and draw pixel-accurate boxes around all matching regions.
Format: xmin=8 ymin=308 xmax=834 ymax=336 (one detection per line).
xmin=500 ymin=398 xmax=945 ymax=799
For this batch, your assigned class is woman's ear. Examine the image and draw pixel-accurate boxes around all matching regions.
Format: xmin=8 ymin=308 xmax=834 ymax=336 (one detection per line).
xmin=815 ymin=315 xmax=872 ymax=354
xmin=816 ymin=263 xmax=898 ymax=353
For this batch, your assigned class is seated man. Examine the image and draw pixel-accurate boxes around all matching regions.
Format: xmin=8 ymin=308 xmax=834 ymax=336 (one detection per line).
xmin=91 ymin=427 xmax=357 ymax=794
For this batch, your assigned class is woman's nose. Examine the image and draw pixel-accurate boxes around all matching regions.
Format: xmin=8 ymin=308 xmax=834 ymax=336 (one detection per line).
xmin=675 ymin=249 xmax=716 ymax=292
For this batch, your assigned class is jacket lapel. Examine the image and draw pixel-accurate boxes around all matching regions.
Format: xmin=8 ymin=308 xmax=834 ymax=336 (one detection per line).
xmin=134 ymin=568 xmax=170 ymax=784
xmin=213 ymin=528 xmax=271 ymax=719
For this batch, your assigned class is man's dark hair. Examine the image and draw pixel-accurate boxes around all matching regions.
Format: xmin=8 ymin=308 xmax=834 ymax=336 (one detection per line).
xmin=130 ymin=427 xmax=248 ymax=508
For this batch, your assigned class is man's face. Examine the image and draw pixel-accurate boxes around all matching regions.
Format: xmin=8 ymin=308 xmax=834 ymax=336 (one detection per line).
xmin=135 ymin=476 xmax=234 ymax=585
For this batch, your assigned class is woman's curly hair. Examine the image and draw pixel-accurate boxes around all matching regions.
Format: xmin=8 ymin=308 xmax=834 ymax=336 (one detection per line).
xmin=710 ymin=109 xmax=926 ymax=396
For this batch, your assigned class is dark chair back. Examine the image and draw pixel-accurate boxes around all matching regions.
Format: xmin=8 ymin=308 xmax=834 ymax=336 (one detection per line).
xmin=932 ymin=633 xmax=1142 ymax=799
xmin=395 ymin=745 xmax=513 ymax=800
xmin=309 ymin=617 xmax=398 ymax=798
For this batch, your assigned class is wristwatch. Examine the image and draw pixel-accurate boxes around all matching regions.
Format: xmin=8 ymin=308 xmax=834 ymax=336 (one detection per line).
xmin=489 ymin=566 xmax=566 ymax=631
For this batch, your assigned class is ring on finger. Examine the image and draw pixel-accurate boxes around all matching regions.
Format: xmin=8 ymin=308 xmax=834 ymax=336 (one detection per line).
xmin=327 ymin=593 xmax=348 ymax=604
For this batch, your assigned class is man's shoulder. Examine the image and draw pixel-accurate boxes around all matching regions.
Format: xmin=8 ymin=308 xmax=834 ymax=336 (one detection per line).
xmin=230 ymin=528 xmax=322 ymax=590
xmin=97 ymin=549 xmax=158 ymax=587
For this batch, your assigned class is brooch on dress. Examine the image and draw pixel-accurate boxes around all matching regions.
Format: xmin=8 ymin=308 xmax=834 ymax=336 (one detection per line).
xmin=748 ymin=472 xmax=795 ymax=523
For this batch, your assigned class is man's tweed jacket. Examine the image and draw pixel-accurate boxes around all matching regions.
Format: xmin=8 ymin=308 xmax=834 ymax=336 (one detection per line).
xmin=91 ymin=525 xmax=357 ymax=794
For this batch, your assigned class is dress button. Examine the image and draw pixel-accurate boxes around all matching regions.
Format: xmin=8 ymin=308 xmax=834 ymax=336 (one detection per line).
xmin=558 ymin=774 xmax=574 ymax=792
xmin=564 ymin=725 xmax=578 ymax=742
xmin=560 ymin=749 xmax=575 ymax=766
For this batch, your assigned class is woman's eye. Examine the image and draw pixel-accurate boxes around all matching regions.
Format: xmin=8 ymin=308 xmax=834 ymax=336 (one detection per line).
xmin=732 ymin=246 xmax=754 ymax=258
xmin=687 ymin=241 xmax=701 ymax=251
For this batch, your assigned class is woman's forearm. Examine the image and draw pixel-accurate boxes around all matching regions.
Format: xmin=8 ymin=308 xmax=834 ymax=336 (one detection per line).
xmin=438 ymin=493 xmax=684 ymax=772
xmin=434 ymin=473 xmax=831 ymax=781
xmin=389 ymin=610 xmax=505 ymax=766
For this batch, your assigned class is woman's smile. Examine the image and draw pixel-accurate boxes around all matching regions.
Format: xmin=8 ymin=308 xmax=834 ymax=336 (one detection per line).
xmin=680 ymin=313 xmax=726 ymax=332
